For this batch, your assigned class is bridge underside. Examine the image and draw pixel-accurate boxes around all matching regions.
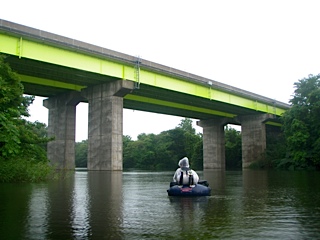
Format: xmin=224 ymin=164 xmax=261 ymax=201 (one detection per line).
xmin=6 ymin=55 xmax=272 ymax=122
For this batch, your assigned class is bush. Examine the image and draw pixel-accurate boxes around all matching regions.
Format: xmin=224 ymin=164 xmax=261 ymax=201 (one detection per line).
xmin=0 ymin=158 xmax=54 ymax=183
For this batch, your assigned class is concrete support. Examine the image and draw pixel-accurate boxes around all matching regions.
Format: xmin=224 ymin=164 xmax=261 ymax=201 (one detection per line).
xmin=237 ymin=114 xmax=271 ymax=168
xmin=82 ymin=80 xmax=134 ymax=171
xmin=43 ymin=92 xmax=83 ymax=169
xmin=197 ymin=118 xmax=229 ymax=169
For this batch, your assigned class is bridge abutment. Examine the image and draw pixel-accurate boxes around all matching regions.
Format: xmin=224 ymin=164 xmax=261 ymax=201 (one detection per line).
xmin=197 ymin=118 xmax=229 ymax=169
xmin=82 ymin=80 xmax=134 ymax=171
xmin=43 ymin=92 xmax=83 ymax=169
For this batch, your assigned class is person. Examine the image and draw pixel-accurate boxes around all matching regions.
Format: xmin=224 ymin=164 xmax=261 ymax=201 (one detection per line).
xmin=173 ymin=157 xmax=199 ymax=186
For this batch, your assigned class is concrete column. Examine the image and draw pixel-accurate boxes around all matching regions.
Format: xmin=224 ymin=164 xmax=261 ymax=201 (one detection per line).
xmin=82 ymin=80 xmax=134 ymax=171
xmin=43 ymin=92 xmax=83 ymax=169
xmin=197 ymin=118 xmax=229 ymax=169
xmin=237 ymin=114 xmax=271 ymax=168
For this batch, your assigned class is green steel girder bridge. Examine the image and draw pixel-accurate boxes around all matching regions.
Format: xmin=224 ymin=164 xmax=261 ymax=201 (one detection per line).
xmin=0 ymin=19 xmax=290 ymax=170
xmin=0 ymin=19 xmax=289 ymax=122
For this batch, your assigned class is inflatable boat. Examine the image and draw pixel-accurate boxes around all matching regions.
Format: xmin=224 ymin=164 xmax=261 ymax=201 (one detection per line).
xmin=167 ymin=180 xmax=211 ymax=196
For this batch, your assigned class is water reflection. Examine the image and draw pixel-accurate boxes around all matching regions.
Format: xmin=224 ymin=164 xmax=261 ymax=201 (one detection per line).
xmin=168 ymin=197 xmax=209 ymax=238
xmin=0 ymin=183 xmax=33 ymax=240
xmin=121 ymin=172 xmax=171 ymax=239
xmin=25 ymin=184 xmax=49 ymax=239
xmin=46 ymin=174 xmax=75 ymax=239
xmin=203 ymin=169 xmax=226 ymax=194
xmin=240 ymin=170 xmax=276 ymax=239
xmin=24 ymin=171 xmax=124 ymax=239
xmin=1 ymin=170 xmax=320 ymax=239
xmin=71 ymin=171 xmax=90 ymax=238
xmin=87 ymin=171 xmax=123 ymax=239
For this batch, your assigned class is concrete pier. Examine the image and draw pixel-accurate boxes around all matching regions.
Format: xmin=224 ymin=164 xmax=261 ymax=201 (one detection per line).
xmin=237 ymin=114 xmax=271 ymax=168
xmin=44 ymin=80 xmax=133 ymax=170
xmin=197 ymin=118 xmax=229 ymax=169
xmin=198 ymin=114 xmax=274 ymax=169
xmin=43 ymin=92 xmax=83 ymax=169
xmin=43 ymin=80 xmax=272 ymax=171
xmin=82 ymin=80 xmax=134 ymax=170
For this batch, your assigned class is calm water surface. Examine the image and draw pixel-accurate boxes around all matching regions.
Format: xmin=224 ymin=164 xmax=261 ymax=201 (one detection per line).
xmin=0 ymin=170 xmax=320 ymax=239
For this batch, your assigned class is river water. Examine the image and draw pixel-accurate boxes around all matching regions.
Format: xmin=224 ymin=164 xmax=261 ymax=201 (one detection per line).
xmin=0 ymin=169 xmax=320 ymax=240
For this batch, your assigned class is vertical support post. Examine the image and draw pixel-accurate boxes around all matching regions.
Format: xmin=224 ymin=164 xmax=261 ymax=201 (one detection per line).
xmin=238 ymin=114 xmax=270 ymax=168
xmin=43 ymin=92 xmax=82 ymax=169
xmin=82 ymin=80 xmax=134 ymax=171
xmin=197 ymin=118 xmax=228 ymax=169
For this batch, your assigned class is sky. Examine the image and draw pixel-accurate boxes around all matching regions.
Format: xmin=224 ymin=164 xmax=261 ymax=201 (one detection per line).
xmin=2 ymin=0 xmax=320 ymax=141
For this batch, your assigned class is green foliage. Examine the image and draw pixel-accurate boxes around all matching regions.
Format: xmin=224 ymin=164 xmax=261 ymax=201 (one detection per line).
xmin=178 ymin=118 xmax=196 ymax=134
xmin=0 ymin=55 xmax=31 ymax=117
xmin=264 ymin=125 xmax=287 ymax=169
xmin=225 ymin=126 xmax=242 ymax=169
xmin=190 ymin=135 xmax=203 ymax=170
xmin=122 ymin=118 xmax=203 ymax=170
xmin=282 ymin=74 xmax=320 ymax=169
xmin=0 ymin=158 xmax=53 ymax=183
xmin=75 ymin=140 xmax=88 ymax=167
xmin=123 ymin=132 xmax=176 ymax=170
xmin=0 ymin=55 xmax=54 ymax=182
xmin=75 ymin=118 xmax=243 ymax=170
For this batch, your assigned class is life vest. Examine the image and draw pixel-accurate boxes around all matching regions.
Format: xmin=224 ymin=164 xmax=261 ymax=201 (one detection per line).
xmin=179 ymin=168 xmax=194 ymax=186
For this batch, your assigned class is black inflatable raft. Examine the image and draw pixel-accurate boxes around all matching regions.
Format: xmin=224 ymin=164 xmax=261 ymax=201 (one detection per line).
xmin=167 ymin=180 xmax=211 ymax=196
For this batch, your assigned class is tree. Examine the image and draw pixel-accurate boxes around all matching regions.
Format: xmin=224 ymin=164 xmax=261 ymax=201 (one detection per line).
xmin=265 ymin=125 xmax=287 ymax=169
xmin=158 ymin=118 xmax=202 ymax=170
xmin=225 ymin=126 xmax=242 ymax=169
xmin=282 ymin=74 xmax=320 ymax=169
xmin=0 ymin=55 xmax=53 ymax=182
xmin=75 ymin=140 xmax=88 ymax=167
xmin=178 ymin=118 xmax=196 ymax=134
xmin=190 ymin=133 xmax=203 ymax=170
xmin=0 ymin=55 xmax=34 ymax=159
xmin=76 ymin=118 xmax=245 ymax=170
xmin=121 ymin=118 xmax=203 ymax=170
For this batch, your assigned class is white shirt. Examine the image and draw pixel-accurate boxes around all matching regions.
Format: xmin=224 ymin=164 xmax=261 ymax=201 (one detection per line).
xmin=173 ymin=168 xmax=199 ymax=185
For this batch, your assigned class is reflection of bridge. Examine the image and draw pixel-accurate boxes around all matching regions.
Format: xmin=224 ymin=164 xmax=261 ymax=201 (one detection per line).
xmin=0 ymin=19 xmax=290 ymax=170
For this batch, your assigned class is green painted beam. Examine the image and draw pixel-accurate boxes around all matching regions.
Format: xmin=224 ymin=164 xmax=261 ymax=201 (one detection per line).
xmin=124 ymin=94 xmax=236 ymax=118
xmin=0 ymin=34 xmax=133 ymax=80
xmin=138 ymin=70 xmax=287 ymax=116
xmin=0 ymin=33 xmax=288 ymax=116
xmin=19 ymin=74 xmax=85 ymax=91
xmin=265 ymin=121 xmax=282 ymax=127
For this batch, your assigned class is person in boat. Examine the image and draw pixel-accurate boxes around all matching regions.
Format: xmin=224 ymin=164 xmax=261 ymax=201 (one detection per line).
xmin=173 ymin=157 xmax=199 ymax=186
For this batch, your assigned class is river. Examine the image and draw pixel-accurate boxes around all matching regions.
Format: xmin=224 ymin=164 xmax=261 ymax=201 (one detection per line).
xmin=0 ymin=169 xmax=319 ymax=239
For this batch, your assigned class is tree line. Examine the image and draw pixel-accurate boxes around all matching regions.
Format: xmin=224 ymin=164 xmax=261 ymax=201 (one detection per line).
xmin=1 ymin=55 xmax=320 ymax=182
xmin=75 ymin=119 xmax=242 ymax=170
xmin=282 ymin=74 xmax=320 ymax=170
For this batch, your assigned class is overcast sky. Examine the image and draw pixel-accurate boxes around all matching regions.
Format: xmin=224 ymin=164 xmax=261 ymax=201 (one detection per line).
xmin=2 ymin=0 xmax=320 ymax=141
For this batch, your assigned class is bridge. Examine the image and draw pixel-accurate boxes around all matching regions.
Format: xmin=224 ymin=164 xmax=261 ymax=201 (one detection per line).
xmin=0 ymin=19 xmax=290 ymax=170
